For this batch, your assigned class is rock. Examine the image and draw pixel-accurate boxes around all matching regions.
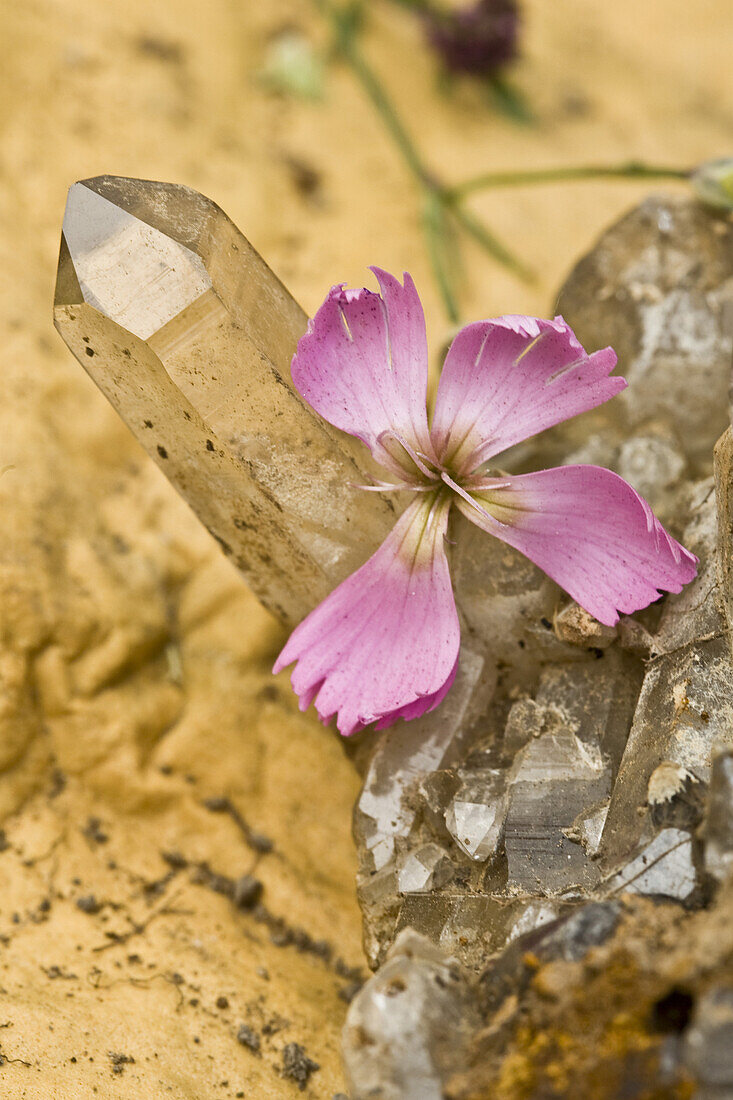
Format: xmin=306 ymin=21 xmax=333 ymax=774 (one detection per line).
xmin=280 ymin=1042 xmax=320 ymax=1091
xmin=615 ymin=429 xmax=688 ymax=520
xmin=652 ymin=478 xmax=722 ymax=655
xmin=479 ymin=901 xmax=621 ymax=1016
xmin=236 ymin=1023 xmax=260 ymax=1054
xmin=232 ymin=874 xmax=263 ymax=909
xmin=684 ymin=986 xmax=733 ymax=1091
xmin=342 ymin=931 xmax=479 ymax=1100
xmin=555 ymin=196 xmax=733 ymax=472
xmin=704 ymin=750 xmax=733 ymax=883
xmin=553 ymin=602 xmax=618 ymax=650
xmin=600 ymin=481 xmax=733 ymax=867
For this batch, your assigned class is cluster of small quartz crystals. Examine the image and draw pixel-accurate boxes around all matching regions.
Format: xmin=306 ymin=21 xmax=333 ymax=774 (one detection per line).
xmin=345 ymin=197 xmax=733 ymax=1099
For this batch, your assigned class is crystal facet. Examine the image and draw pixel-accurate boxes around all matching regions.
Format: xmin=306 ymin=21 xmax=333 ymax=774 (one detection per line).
xmin=444 ymin=769 xmax=507 ymax=862
xmin=603 ymin=827 xmax=699 ymax=902
xmin=503 ymin=655 xmax=641 ymax=893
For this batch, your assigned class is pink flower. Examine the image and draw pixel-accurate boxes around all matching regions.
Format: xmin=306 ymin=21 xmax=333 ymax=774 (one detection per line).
xmin=274 ymin=269 xmax=698 ymax=736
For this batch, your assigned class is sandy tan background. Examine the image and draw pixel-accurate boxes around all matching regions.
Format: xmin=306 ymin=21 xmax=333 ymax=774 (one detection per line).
xmin=3 ymin=0 xmax=733 ymax=1096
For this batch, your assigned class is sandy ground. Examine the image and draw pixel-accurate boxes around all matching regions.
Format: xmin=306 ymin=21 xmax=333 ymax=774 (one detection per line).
xmin=2 ymin=0 xmax=733 ymax=1096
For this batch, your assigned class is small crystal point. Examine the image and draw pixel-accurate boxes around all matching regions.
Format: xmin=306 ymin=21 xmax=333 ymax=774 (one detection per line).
xmin=444 ymin=771 xmax=507 ymax=862
xmin=54 ymin=176 xmax=394 ymax=626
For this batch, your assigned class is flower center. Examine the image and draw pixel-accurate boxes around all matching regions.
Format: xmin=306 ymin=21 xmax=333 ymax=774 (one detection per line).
xmin=375 ymin=429 xmax=497 ymax=494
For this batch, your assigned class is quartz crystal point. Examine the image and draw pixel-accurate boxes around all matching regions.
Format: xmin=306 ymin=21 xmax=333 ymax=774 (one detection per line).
xmin=342 ymin=930 xmax=479 ymax=1100
xmin=53 ymin=177 xmax=394 ymax=626
xmin=444 ymin=769 xmax=507 ymax=862
xmin=396 ymin=844 xmax=455 ymax=895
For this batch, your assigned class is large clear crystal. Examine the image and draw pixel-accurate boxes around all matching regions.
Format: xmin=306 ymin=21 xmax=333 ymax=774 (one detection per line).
xmin=54 ymin=176 xmax=394 ymax=626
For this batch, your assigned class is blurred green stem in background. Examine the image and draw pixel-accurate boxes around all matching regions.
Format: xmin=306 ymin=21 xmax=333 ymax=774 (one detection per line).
xmin=311 ymin=0 xmax=692 ymax=322
xmin=451 ymin=162 xmax=690 ymax=198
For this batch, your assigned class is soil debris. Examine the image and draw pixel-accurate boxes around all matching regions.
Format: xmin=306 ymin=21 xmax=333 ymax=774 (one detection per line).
xmin=281 ymin=1041 xmax=320 ymax=1091
xmin=236 ymin=1023 xmax=261 ymax=1054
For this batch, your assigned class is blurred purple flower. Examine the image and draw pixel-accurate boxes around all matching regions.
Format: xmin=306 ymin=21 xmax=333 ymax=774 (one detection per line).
xmin=424 ymin=0 xmax=520 ymax=77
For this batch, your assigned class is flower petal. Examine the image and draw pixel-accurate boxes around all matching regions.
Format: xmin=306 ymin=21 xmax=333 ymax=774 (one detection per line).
xmin=291 ymin=268 xmax=433 ymax=474
xmin=431 ymin=315 xmax=623 ymax=472
xmin=273 ymin=495 xmax=459 ymax=736
xmin=455 ymin=465 xmax=698 ymax=626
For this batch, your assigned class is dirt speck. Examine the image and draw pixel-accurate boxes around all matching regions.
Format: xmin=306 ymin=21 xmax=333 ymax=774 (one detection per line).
xmin=281 ymin=1041 xmax=320 ymax=1091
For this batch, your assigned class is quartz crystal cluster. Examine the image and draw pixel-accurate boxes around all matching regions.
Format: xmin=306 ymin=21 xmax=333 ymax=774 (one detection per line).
xmin=346 ymin=197 xmax=733 ymax=1097
xmin=55 ymin=183 xmax=733 ymax=1099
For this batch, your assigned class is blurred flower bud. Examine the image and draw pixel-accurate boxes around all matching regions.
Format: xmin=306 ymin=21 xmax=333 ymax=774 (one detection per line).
xmin=259 ymin=30 xmax=325 ymax=101
xmin=424 ymin=0 xmax=519 ymax=77
xmin=691 ymin=158 xmax=733 ymax=211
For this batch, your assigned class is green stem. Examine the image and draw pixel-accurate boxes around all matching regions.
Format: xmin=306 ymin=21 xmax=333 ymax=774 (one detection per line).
xmin=451 ymin=161 xmax=691 ymax=198
xmin=312 ymin=0 xmax=531 ymax=315
xmin=451 ymin=203 xmax=534 ymax=283
xmin=422 ymin=193 xmax=460 ymax=323
xmin=313 ymin=0 xmax=431 ymax=184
